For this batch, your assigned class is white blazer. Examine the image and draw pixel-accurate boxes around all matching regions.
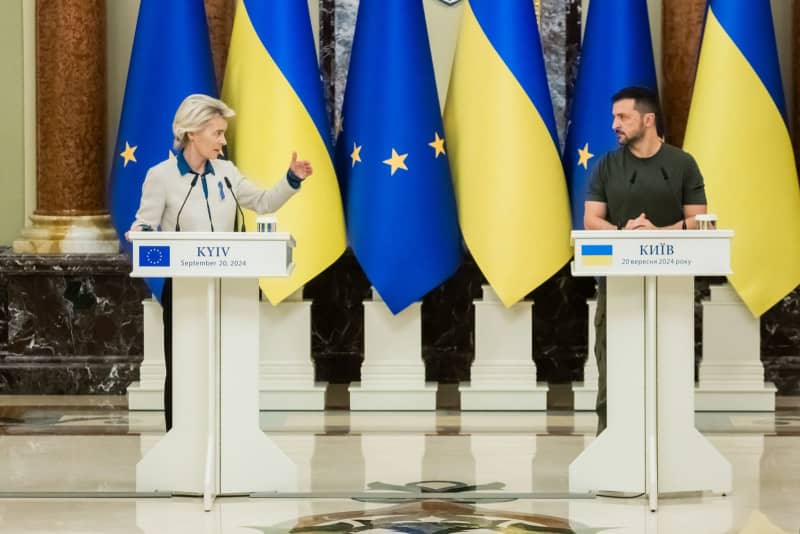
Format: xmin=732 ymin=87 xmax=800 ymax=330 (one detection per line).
xmin=130 ymin=157 xmax=298 ymax=232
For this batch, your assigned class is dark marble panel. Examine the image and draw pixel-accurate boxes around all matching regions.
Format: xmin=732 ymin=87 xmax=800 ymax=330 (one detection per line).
xmin=0 ymin=247 xmax=8 ymax=354
xmin=320 ymin=0 xmax=337 ymax=138
xmin=421 ymin=257 xmax=484 ymax=383
xmin=305 ymin=250 xmax=370 ymax=383
xmin=530 ymin=264 xmax=596 ymax=383
xmin=762 ymin=286 xmax=800 ymax=392
xmin=0 ymin=251 xmax=150 ymax=394
xmin=762 ymin=287 xmax=800 ymax=356
xmin=2 ymin=254 xmax=798 ymax=394
xmin=0 ymin=356 xmax=140 ymax=395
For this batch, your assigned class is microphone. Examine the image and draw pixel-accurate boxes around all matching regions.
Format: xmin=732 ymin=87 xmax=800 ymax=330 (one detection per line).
xmin=175 ymin=174 xmax=199 ymax=232
xmin=200 ymin=176 xmax=215 ymax=232
xmin=223 ymin=176 xmax=247 ymax=232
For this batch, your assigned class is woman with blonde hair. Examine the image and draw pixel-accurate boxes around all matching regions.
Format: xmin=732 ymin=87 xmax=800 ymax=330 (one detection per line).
xmin=130 ymin=93 xmax=312 ymax=430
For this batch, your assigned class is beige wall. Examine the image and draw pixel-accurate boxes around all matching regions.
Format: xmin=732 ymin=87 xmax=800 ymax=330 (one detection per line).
xmin=0 ymin=1 xmax=26 ymax=246
xmin=423 ymin=0 xmax=464 ymax=110
xmin=106 ymin=0 xmax=140 ymax=180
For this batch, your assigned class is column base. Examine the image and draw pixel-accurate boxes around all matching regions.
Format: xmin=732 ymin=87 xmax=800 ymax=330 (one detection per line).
xmin=348 ymin=382 xmax=437 ymax=410
xmin=259 ymin=383 xmax=327 ymax=410
xmin=127 ymin=382 xmax=164 ymax=411
xmin=459 ymin=382 xmax=549 ymax=410
xmin=571 ymin=381 xmax=599 ymax=411
xmin=127 ymin=298 xmax=165 ymax=411
xmin=13 ymin=214 xmax=119 ymax=254
xmin=695 ymin=383 xmax=777 ymax=411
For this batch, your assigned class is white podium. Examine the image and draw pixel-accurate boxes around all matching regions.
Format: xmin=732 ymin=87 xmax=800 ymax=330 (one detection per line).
xmin=130 ymin=231 xmax=298 ymax=510
xmin=568 ymin=230 xmax=733 ymax=511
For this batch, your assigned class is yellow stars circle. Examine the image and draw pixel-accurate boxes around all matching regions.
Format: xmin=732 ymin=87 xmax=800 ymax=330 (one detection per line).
xmin=351 ymin=142 xmax=362 ymax=167
xmin=120 ymin=141 xmax=138 ymax=167
xmin=383 ymin=148 xmax=408 ymax=176
xmin=428 ymin=132 xmax=446 ymax=158
xmin=577 ymin=142 xmax=594 ymax=170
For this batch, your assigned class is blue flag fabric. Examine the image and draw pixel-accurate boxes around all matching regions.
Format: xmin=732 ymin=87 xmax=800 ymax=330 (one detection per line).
xmin=335 ymin=0 xmax=462 ymax=314
xmin=108 ymin=0 xmax=217 ymax=300
xmin=563 ymin=0 xmax=657 ymax=228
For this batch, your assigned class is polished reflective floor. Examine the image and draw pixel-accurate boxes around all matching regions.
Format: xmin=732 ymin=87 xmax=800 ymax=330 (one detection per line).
xmin=1 ymin=394 xmax=799 ymax=533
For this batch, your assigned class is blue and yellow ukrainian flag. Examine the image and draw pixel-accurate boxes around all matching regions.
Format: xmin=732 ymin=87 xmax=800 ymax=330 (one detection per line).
xmin=444 ymin=0 xmax=572 ymax=307
xmin=563 ymin=0 xmax=657 ymax=228
xmin=684 ymin=1 xmax=800 ymax=316
xmin=222 ymin=0 xmax=345 ymax=304
xmin=580 ymin=244 xmax=613 ymax=267
xmin=335 ymin=0 xmax=462 ymax=314
xmin=108 ymin=0 xmax=217 ymax=301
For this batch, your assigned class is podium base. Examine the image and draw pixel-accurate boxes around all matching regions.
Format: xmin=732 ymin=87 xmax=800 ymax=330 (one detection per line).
xmin=349 ymin=382 xmax=437 ymax=410
xmin=459 ymin=382 xmax=549 ymax=410
xmin=695 ymin=383 xmax=776 ymax=411
xmin=571 ymin=381 xmax=599 ymax=411
xmin=259 ymin=383 xmax=327 ymax=411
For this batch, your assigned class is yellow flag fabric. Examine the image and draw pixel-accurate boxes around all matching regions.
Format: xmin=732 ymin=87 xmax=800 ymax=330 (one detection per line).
xmin=684 ymin=5 xmax=800 ymax=316
xmin=221 ymin=0 xmax=345 ymax=304
xmin=444 ymin=0 xmax=572 ymax=307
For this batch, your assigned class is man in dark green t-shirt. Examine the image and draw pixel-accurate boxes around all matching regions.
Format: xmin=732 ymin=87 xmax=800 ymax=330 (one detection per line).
xmin=585 ymin=86 xmax=708 ymax=433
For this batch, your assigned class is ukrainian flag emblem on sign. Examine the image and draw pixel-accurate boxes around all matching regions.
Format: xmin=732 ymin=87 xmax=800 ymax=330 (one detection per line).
xmin=581 ymin=244 xmax=613 ymax=266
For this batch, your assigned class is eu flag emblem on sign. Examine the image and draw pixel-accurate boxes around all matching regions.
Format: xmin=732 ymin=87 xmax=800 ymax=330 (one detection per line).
xmin=139 ymin=246 xmax=170 ymax=267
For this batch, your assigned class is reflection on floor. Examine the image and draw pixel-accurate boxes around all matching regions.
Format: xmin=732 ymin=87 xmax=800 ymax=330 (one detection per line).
xmin=0 ymin=395 xmax=798 ymax=533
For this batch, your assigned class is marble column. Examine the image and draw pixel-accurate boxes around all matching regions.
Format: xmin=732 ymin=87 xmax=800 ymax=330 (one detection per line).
xmin=539 ymin=0 xmax=581 ymax=146
xmin=320 ymin=0 xmax=336 ymax=130
xmin=13 ymin=0 xmax=118 ymax=254
xmin=205 ymin=0 xmax=236 ymax=91
xmin=661 ymin=0 xmax=706 ymax=145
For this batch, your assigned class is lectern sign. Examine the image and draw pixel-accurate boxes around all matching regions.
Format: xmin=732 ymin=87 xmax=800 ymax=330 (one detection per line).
xmin=571 ymin=230 xmax=733 ymax=277
xmin=130 ymin=231 xmax=295 ymax=278
xmin=129 ymin=230 xmax=297 ymax=506
xmin=569 ymin=229 xmax=734 ymax=506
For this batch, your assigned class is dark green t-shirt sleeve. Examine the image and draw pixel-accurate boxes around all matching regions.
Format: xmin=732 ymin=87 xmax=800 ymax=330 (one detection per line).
xmin=682 ymin=154 xmax=707 ymax=205
xmin=586 ymin=156 xmax=608 ymax=203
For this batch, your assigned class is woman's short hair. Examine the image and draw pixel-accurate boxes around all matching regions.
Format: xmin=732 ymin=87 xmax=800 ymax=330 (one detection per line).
xmin=172 ymin=94 xmax=235 ymax=150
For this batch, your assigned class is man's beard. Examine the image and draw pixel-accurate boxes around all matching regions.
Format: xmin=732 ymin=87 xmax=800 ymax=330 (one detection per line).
xmin=616 ymin=123 xmax=645 ymax=146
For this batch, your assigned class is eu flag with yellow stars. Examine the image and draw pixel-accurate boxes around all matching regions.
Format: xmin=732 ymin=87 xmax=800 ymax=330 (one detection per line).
xmin=684 ymin=0 xmax=800 ymax=316
xmin=335 ymin=0 xmax=462 ymax=314
xmin=563 ymin=0 xmax=657 ymax=228
xmin=108 ymin=0 xmax=217 ymax=301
